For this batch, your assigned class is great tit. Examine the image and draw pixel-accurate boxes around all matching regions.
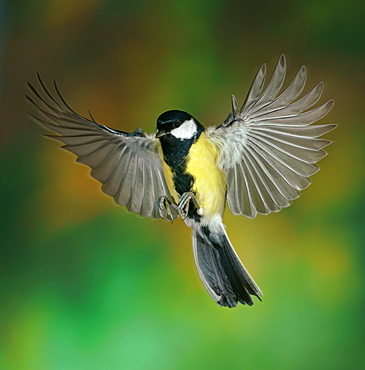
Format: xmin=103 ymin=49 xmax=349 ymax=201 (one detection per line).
xmin=28 ymin=55 xmax=335 ymax=308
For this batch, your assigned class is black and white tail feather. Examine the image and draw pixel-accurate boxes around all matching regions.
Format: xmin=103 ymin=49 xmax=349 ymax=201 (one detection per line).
xmin=192 ymin=222 xmax=262 ymax=307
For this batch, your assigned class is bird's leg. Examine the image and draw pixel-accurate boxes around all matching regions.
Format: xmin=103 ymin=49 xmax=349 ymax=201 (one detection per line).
xmin=177 ymin=192 xmax=203 ymax=219
xmin=158 ymin=196 xmax=178 ymax=222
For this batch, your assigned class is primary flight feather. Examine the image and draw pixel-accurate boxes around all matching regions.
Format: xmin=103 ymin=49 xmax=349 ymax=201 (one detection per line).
xmin=28 ymin=55 xmax=335 ymax=307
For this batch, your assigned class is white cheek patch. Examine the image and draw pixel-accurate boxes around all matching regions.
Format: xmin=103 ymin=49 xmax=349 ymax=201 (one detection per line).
xmin=170 ymin=119 xmax=197 ymax=140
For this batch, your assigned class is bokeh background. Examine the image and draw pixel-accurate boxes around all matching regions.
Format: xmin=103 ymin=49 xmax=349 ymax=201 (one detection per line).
xmin=1 ymin=1 xmax=364 ymax=369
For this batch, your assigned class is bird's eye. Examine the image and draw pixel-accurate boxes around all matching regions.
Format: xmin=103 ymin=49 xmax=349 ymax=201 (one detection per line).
xmin=174 ymin=121 xmax=181 ymax=128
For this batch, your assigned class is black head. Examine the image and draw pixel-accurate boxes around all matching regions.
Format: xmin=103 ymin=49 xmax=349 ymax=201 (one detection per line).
xmin=156 ymin=110 xmax=204 ymax=140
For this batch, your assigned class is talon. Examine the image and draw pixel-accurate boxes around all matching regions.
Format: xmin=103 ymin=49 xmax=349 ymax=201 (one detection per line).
xmin=165 ymin=207 xmax=174 ymax=222
xmin=176 ymin=192 xmax=202 ymax=219
xmin=158 ymin=196 xmax=176 ymax=222
xmin=158 ymin=197 xmax=166 ymax=218
xmin=158 ymin=196 xmax=171 ymax=220
xmin=178 ymin=209 xmax=188 ymax=220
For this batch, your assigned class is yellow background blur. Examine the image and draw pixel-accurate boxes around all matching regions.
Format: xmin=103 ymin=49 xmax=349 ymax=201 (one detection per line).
xmin=1 ymin=1 xmax=364 ymax=369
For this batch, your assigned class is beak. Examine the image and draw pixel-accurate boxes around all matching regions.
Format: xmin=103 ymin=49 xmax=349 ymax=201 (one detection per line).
xmin=155 ymin=130 xmax=167 ymax=138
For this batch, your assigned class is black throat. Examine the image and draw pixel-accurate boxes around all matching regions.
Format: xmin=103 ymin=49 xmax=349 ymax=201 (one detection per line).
xmin=159 ymin=127 xmax=203 ymax=196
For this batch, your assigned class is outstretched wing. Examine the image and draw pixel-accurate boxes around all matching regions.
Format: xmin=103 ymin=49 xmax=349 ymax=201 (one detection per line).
xmin=208 ymin=55 xmax=336 ymax=218
xmin=28 ymin=75 xmax=177 ymax=219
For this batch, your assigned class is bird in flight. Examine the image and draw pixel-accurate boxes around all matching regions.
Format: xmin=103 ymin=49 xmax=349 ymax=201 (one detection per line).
xmin=28 ymin=55 xmax=335 ymax=308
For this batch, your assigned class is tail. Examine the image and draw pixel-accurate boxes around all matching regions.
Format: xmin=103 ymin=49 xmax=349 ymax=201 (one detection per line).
xmin=192 ymin=222 xmax=262 ymax=308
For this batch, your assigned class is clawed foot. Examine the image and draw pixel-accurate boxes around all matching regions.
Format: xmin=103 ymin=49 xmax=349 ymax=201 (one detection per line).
xmin=158 ymin=196 xmax=176 ymax=222
xmin=159 ymin=193 xmax=203 ymax=221
xmin=176 ymin=192 xmax=203 ymax=219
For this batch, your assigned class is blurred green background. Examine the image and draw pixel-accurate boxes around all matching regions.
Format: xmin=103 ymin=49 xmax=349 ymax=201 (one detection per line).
xmin=1 ymin=0 xmax=364 ymax=369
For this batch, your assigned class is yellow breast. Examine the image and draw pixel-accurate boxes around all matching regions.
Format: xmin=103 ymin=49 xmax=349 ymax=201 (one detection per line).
xmin=186 ymin=132 xmax=227 ymax=219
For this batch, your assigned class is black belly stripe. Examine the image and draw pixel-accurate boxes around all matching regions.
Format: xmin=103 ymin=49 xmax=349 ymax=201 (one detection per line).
xmin=172 ymin=166 xmax=202 ymax=222
xmin=159 ymin=133 xmax=203 ymax=221
xmin=160 ymin=135 xmax=195 ymax=195
xmin=172 ymin=169 xmax=194 ymax=196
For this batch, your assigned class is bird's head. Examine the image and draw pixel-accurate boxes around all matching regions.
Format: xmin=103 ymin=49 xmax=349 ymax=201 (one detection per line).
xmin=156 ymin=110 xmax=204 ymax=141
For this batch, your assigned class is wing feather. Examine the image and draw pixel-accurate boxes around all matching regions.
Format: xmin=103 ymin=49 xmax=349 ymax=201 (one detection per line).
xmin=208 ymin=55 xmax=335 ymax=217
xmin=248 ymin=135 xmax=312 ymax=190
xmin=240 ymin=64 xmax=267 ymax=113
xmin=250 ymin=82 xmax=324 ymax=120
xmin=244 ymin=144 xmax=295 ymax=205
xmin=245 ymin=54 xmax=287 ymax=115
xmin=240 ymin=153 xmax=268 ymax=215
xmin=140 ymin=163 xmax=155 ymax=217
xmin=243 ymin=150 xmax=281 ymax=213
xmin=91 ymin=143 xmax=127 ymax=183
xmin=257 ymin=65 xmax=307 ymax=114
xmin=28 ymin=76 xmax=177 ymax=219
xmin=248 ymin=131 xmax=327 ymax=164
xmin=257 ymin=124 xmax=336 ymax=138
xmin=238 ymin=161 xmax=256 ymax=218
xmin=107 ymin=148 xmax=133 ymax=203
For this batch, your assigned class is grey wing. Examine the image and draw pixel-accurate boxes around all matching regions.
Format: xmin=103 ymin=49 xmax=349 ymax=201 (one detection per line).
xmin=208 ymin=55 xmax=336 ymax=218
xmin=27 ymin=75 xmax=177 ymax=219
